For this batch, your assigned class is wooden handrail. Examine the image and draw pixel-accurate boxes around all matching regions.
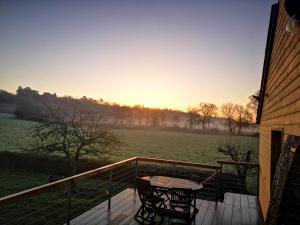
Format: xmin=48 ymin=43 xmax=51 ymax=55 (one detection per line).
xmin=0 ymin=157 xmax=137 ymax=205
xmin=137 ymin=157 xmax=220 ymax=170
xmin=217 ymin=160 xmax=259 ymax=168
xmin=201 ymin=170 xmax=220 ymax=185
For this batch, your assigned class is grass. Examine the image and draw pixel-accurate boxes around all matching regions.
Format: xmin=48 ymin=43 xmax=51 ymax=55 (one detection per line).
xmin=0 ymin=169 xmax=49 ymax=198
xmin=0 ymin=113 xmax=35 ymax=152
xmin=0 ymin=113 xmax=259 ymax=165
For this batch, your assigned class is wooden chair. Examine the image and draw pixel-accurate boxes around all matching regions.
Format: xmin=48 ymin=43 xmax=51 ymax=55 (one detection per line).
xmin=149 ymin=169 xmax=169 ymax=208
xmin=135 ymin=177 xmax=165 ymax=225
xmin=169 ymin=187 xmax=198 ymax=225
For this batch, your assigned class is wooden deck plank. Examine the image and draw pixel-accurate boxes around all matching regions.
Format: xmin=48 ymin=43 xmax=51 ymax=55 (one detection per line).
xmin=232 ymin=194 xmax=242 ymax=225
xmin=249 ymin=207 xmax=259 ymax=225
xmin=196 ymin=205 xmax=209 ymax=225
xmin=240 ymin=194 xmax=249 ymax=207
xmin=71 ymin=188 xmax=136 ymax=225
xmin=241 ymin=194 xmax=251 ymax=225
xmin=211 ymin=202 xmax=224 ymax=225
xmin=70 ymin=190 xmax=262 ymax=225
xmin=222 ymin=193 xmax=233 ymax=225
xmin=225 ymin=192 xmax=234 ymax=205
xmin=96 ymin=191 xmax=138 ymax=225
xmin=247 ymin=195 xmax=258 ymax=209
xmin=202 ymin=201 xmax=217 ymax=225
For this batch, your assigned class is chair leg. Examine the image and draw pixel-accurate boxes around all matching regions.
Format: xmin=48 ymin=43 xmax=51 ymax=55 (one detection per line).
xmin=135 ymin=205 xmax=159 ymax=225
xmin=135 ymin=206 xmax=142 ymax=219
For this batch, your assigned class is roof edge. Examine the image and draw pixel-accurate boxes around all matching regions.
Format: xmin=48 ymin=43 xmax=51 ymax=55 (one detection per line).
xmin=256 ymin=3 xmax=279 ymax=124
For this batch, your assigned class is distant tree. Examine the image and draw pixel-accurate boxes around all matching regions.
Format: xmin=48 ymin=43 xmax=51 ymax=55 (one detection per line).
xmin=186 ymin=106 xmax=199 ymax=129
xmin=16 ymin=86 xmax=39 ymax=97
xmin=198 ymin=103 xmax=218 ymax=129
xmin=221 ymin=103 xmax=236 ymax=134
xmin=150 ymin=110 xmax=160 ymax=128
xmin=113 ymin=104 xmax=131 ymax=125
xmin=235 ymin=105 xmax=246 ymax=135
xmin=29 ymin=104 xmax=122 ymax=175
xmin=0 ymin=90 xmax=15 ymax=103
xmin=158 ymin=110 xmax=168 ymax=128
xmin=14 ymin=86 xmax=45 ymax=121
xmin=206 ymin=104 xmax=218 ymax=129
xmin=133 ymin=105 xmax=144 ymax=126
xmin=171 ymin=113 xmax=181 ymax=127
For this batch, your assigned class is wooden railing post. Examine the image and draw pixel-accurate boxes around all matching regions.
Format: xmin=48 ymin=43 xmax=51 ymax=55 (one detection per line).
xmin=256 ymin=167 xmax=260 ymax=197
xmin=220 ymin=163 xmax=224 ymax=199
xmin=216 ymin=169 xmax=220 ymax=202
xmin=108 ymin=170 xmax=112 ymax=209
xmin=172 ymin=164 xmax=176 ymax=177
xmin=66 ymin=180 xmax=72 ymax=225
xmin=134 ymin=159 xmax=138 ymax=190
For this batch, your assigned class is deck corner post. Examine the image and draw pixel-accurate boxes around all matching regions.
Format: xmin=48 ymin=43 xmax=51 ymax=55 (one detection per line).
xmin=108 ymin=170 xmax=113 ymax=209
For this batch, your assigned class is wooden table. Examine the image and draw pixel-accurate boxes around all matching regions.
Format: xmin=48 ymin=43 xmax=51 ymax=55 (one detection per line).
xmin=142 ymin=176 xmax=203 ymax=191
xmin=142 ymin=175 xmax=203 ymax=217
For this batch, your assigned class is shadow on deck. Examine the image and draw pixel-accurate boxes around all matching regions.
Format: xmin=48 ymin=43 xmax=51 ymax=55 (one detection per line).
xmin=70 ymin=188 xmax=263 ymax=225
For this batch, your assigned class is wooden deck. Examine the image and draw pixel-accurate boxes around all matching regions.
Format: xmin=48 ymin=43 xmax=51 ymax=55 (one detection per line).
xmin=70 ymin=188 xmax=263 ymax=225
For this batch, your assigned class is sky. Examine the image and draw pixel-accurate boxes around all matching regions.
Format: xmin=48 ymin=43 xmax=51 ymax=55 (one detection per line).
xmin=0 ymin=0 xmax=276 ymax=111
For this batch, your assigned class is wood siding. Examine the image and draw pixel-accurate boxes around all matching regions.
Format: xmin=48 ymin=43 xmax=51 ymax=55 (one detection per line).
xmin=259 ymin=0 xmax=300 ymax=220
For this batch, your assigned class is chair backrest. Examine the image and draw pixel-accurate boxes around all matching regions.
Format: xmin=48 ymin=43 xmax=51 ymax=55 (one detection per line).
xmin=190 ymin=173 xmax=201 ymax=183
xmin=170 ymin=187 xmax=193 ymax=212
xmin=136 ymin=177 xmax=152 ymax=203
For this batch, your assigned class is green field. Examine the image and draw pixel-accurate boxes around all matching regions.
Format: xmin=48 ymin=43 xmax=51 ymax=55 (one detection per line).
xmin=0 ymin=169 xmax=49 ymax=197
xmin=0 ymin=113 xmax=259 ymax=219
xmin=0 ymin=113 xmax=258 ymax=164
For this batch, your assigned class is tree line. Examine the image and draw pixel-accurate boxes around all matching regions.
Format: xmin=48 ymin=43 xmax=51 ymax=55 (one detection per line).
xmin=0 ymin=87 xmax=259 ymax=134
xmin=0 ymin=87 xmax=185 ymax=127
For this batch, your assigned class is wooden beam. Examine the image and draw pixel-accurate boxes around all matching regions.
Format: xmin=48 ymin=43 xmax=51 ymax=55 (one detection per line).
xmin=266 ymin=135 xmax=300 ymax=225
xmin=137 ymin=156 xmax=220 ymax=169
xmin=217 ymin=160 xmax=259 ymax=168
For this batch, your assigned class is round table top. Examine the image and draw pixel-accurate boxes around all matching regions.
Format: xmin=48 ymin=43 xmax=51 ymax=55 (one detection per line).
xmin=142 ymin=175 xmax=203 ymax=191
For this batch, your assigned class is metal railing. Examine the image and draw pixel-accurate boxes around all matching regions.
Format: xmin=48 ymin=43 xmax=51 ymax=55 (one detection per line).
xmin=218 ymin=160 xmax=260 ymax=196
xmin=0 ymin=157 xmax=259 ymax=225
xmin=0 ymin=157 xmax=137 ymax=225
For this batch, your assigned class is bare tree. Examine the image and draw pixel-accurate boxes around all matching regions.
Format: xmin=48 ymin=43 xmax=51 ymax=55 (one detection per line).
xmin=198 ymin=103 xmax=218 ymax=129
xmin=246 ymin=90 xmax=260 ymax=119
xmin=221 ymin=103 xmax=236 ymax=134
xmin=28 ymin=104 xmax=122 ymax=175
xmin=235 ymin=104 xmax=245 ymax=135
xmin=217 ymin=136 xmax=256 ymax=192
xmin=235 ymin=104 xmax=255 ymax=135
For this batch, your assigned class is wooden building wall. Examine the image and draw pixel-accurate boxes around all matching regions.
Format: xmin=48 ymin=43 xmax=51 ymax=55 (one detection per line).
xmin=259 ymin=0 xmax=300 ymax=220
